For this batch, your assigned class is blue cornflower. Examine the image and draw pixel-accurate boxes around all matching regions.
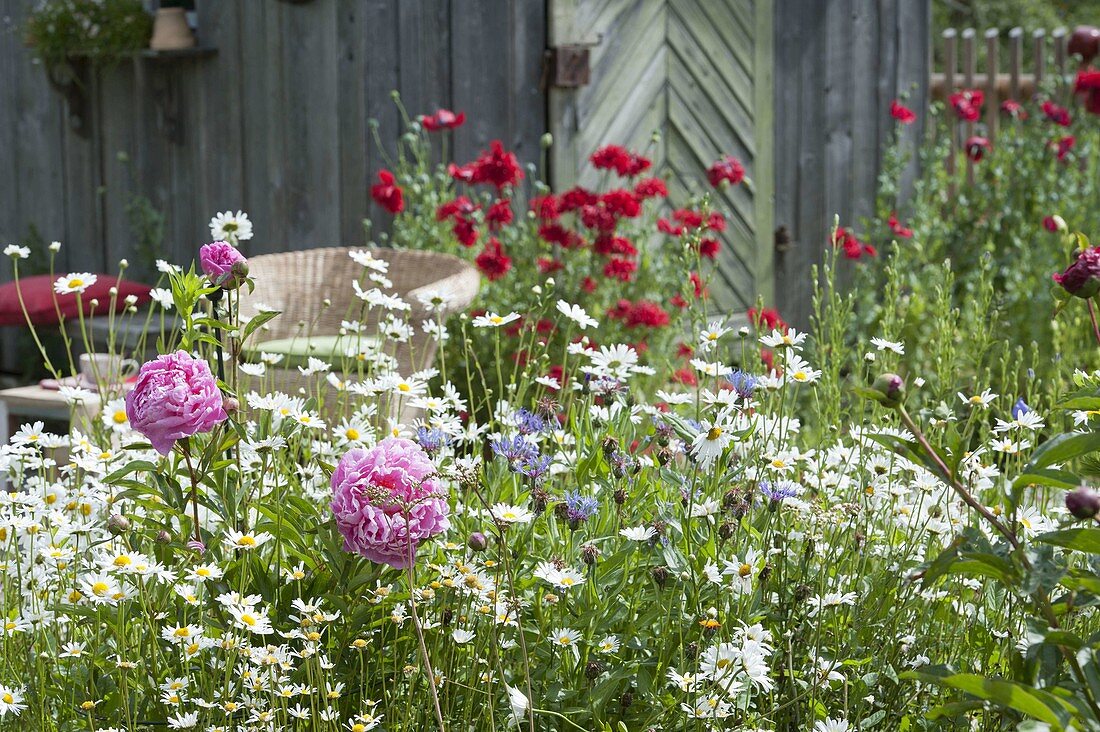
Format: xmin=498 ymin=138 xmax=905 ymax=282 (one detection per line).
xmin=416 ymin=427 xmax=451 ymax=453
xmin=562 ymin=490 xmax=599 ymax=524
xmin=491 ymin=434 xmax=539 ymax=463
xmin=727 ymin=370 xmax=758 ymax=400
xmin=518 ymin=453 xmax=552 ymax=481
xmin=759 ymin=480 xmax=799 ymax=504
xmin=1011 ymin=398 xmax=1031 ymax=420
xmin=514 ymin=408 xmax=546 ymax=436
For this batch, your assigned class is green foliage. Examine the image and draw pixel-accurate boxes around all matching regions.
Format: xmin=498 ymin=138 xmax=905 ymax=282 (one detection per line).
xmin=25 ymin=0 xmax=152 ymax=69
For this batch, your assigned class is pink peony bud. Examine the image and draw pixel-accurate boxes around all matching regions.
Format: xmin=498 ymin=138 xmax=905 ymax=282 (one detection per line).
xmin=199 ymin=241 xmax=247 ymax=288
xmin=124 ymin=351 xmax=228 ymax=455
xmin=1054 ymin=246 xmax=1100 ymax=298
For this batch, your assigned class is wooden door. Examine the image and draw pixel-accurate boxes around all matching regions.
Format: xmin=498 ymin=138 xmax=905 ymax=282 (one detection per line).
xmin=548 ymin=0 xmax=774 ymax=310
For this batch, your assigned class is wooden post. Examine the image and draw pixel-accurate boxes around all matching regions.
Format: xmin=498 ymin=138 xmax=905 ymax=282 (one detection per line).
xmin=1053 ymin=27 xmax=1067 ymax=83
xmin=943 ymin=28 xmax=957 ymax=187
xmin=547 ymin=0 xmax=580 ymax=190
xmin=1009 ymin=27 xmax=1023 ymax=100
xmin=1034 ymin=29 xmax=1046 ymax=91
xmin=985 ymin=28 xmax=999 ymax=141
xmin=963 ymin=28 xmax=976 ymax=184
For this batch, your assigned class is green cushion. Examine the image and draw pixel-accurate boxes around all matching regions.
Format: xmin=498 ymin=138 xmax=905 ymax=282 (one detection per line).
xmin=242 ymin=335 xmax=379 ymax=369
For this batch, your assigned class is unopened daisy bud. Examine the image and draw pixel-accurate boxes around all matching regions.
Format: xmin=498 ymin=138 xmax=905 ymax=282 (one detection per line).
xmin=49 ymin=241 xmax=61 ymax=252
xmin=545 ymin=277 xmax=555 ymax=287
xmin=89 ymin=298 xmax=99 ymax=308
xmin=108 ymin=287 xmax=118 ymax=296
xmin=107 ymin=514 xmax=130 ymax=535
xmin=118 ymin=258 xmax=128 ymax=268
xmin=1066 ymin=486 xmax=1100 ymax=520
xmin=467 ymin=532 xmax=488 ymax=552
xmin=124 ymin=294 xmax=137 ymax=305
xmin=870 ymin=373 xmax=905 ymax=408
xmin=738 ymin=326 xmax=750 ymax=336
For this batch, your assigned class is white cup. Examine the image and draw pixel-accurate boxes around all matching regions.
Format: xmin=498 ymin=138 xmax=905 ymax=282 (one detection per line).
xmin=79 ymin=353 xmax=139 ymax=387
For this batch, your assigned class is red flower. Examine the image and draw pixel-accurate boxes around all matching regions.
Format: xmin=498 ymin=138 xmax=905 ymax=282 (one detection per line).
xmin=1042 ymin=215 xmax=1060 ymax=232
xmin=964 ymin=135 xmax=991 ymax=162
xmin=1055 ymin=135 xmax=1076 ymax=162
xmin=537 ymin=257 xmax=563 ymax=274
xmin=437 ymin=196 xmax=480 ymax=247
xmin=474 ymin=238 xmax=512 ymax=280
xmin=706 ymin=156 xmax=745 ymax=187
xmin=420 ymin=109 xmax=466 ymax=131
xmin=581 ymin=276 xmax=597 ymax=293
xmin=538 ymin=223 xmax=583 ymax=249
xmin=690 ymin=272 xmax=706 ymax=298
xmin=707 ymin=212 xmax=726 ymax=232
xmin=560 ymin=186 xmax=598 ymax=211
xmin=1075 ymin=71 xmax=1100 ymax=115
xmin=657 ymin=218 xmax=683 ymax=236
xmin=594 ymin=235 xmax=637 ymax=257
xmin=834 ymin=226 xmax=876 ymax=260
xmin=890 ymin=100 xmax=916 ymax=124
xmin=486 ymin=199 xmax=514 ymax=229
xmin=1041 ymin=100 xmax=1072 ymax=127
xmin=581 ymin=205 xmax=617 ymax=232
xmin=370 ymin=170 xmax=404 ymax=214
xmin=590 ymin=145 xmax=651 ymax=177
xmin=887 ymin=212 xmax=913 ymax=239
xmin=601 ymin=189 xmax=641 ymax=218
xmin=672 ymin=367 xmax=698 ymax=386
xmin=603 ymin=257 xmax=638 ymax=282
xmin=1000 ymin=99 xmax=1028 ymax=120
xmin=634 ymin=177 xmax=668 ymax=199
xmin=607 ymin=299 xmax=670 ymax=328
xmin=949 ymin=89 xmax=984 ymax=121
xmin=673 ymin=209 xmax=704 ymax=229
xmin=454 ymin=141 xmax=524 ymax=190
xmin=748 ymin=307 xmax=786 ymax=332
xmin=530 ymin=194 xmax=560 ymax=220
xmin=698 ymin=238 xmax=720 ymax=258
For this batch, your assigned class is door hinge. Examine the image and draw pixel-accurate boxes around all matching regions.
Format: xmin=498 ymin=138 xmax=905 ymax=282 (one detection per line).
xmin=546 ymin=45 xmax=591 ymax=88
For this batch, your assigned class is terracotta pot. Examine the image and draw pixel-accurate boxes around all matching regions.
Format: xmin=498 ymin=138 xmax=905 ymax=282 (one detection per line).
xmin=149 ymin=7 xmax=195 ymax=51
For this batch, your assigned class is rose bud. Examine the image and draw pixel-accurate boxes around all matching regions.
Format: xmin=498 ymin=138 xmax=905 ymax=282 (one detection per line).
xmin=1069 ymin=26 xmax=1100 ymax=64
xmin=467 ymin=532 xmax=488 ymax=552
xmin=870 ymin=373 xmax=906 ymax=408
xmin=1054 ymin=246 xmax=1100 ymax=298
xmin=1066 ymin=487 xmax=1100 ymax=520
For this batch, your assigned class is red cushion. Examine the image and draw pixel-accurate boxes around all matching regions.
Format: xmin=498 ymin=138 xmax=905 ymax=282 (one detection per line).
xmin=0 ymin=274 xmax=152 ymax=326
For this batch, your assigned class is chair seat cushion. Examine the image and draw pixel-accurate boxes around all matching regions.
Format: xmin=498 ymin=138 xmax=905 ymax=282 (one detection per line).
xmin=242 ymin=334 xmax=380 ymax=369
xmin=0 ymin=274 xmax=152 ymax=326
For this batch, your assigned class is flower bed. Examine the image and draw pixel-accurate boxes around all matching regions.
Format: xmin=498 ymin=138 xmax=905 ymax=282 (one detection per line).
xmin=3 ymin=107 xmax=1100 ymax=732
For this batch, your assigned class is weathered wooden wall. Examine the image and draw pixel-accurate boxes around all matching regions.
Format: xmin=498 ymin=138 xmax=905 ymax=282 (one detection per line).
xmin=773 ymin=0 xmax=931 ymax=327
xmin=0 ymin=0 xmax=546 ymax=372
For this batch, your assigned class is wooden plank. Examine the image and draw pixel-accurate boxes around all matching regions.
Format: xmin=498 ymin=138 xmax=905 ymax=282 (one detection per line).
xmin=943 ymin=29 xmax=957 ymax=187
xmin=896 ymin=0 xmax=930 ymax=202
xmin=849 ymin=0 xmax=878 ymax=225
xmin=450 ymin=0 xmax=511 ymax=162
xmin=337 ymin=0 xmax=371 ymax=246
xmin=962 ymin=28 xmax=975 ymax=184
xmin=548 ymin=0 xmax=581 ymax=189
xmin=1034 ymin=29 xmax=1046 ymax=89
xmin=772 ymin=0 xmax=800 ymax=319
xmin=99 ymin=66 xmax=137 ymax=271
xmin=824 ymin=0 xmax=853 ymax=242
xmin=986 ymin=29 xmax=999 ymax=141
xmin=1009 ymin=27 xmax=1023 ymax=100
xmin=1053 ymin=27 xmax=1067 ymax=81
xmin=511 ymin=0 xmax=548 ymax=161
xmin=279 ymin=0 xmax=341 ymax=248
xmin=363 ymin=0 xmax=400 ymax=233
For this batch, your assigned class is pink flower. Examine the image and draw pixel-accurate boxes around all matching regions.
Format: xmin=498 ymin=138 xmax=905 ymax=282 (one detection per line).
xmin=199 ymin=241 xmax=247 ymax=288
xmin=330 ymin=438 xmax=449 ymax=569
xmin=125 ymin=351 xmax=228 ymax=455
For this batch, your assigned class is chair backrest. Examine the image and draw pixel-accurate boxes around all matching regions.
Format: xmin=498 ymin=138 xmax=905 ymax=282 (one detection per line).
xmin=240 ymin=247 xmax=477 ymax=342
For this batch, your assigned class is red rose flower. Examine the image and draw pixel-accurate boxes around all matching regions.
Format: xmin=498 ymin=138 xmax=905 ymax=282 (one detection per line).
xmin=890 ymin=100 xmax=916 ymax=124
xmin=474 ymin=238 xmax=512 ymax=280
xmin=1041 ymin=100 xmax=1072 ymax=127
xmin=370 ymin=170 xmax=404 ymax=214
xmin=965 ymin=135 xmax=991 ymax=162
xmin=706 ymin=155 xmax=745 ymax=187
xmin=421 ymin=109 xmax=466 ymax=131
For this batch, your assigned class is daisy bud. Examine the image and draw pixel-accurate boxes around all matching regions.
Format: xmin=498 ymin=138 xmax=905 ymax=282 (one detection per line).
xmin=118 ymin=259 xmax=128 ymax=268
xmin=109 ymin=287 xmax=118 ymax=296
xmin=467 ymin=532 xmax=488 ymax=552
xmin=124 ymin=294 xmax=137 ymax=305
xmin=107 ymin=514 xmax=130 ymax=535
xmin=738 ymin=326 xmax=751 ymax=336
xmin=49 ymin=241 xmax=61 ymax=252
xmin=870 ymin=373 xmax=905 ymax=408
xmin=540 ymin=132 xmax=553 ymax=149
xmin=89 ymin=298 xmax=99 ymax=308
xmin=531 ymin=285 xmax=542 ymax=295
xmin=1066 ymin=487 xmax=1100 ymax=520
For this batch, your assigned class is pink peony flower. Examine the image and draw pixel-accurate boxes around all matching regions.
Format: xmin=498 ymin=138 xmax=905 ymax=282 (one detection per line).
xmin=199 ymin=241 xmax=247 ymax=288
xmin=125 ymin=351 xmax=228 ymax=455
xmin=1054 ymin=246 xmax=1100 ymax=298
xmin=330 ymin=438 xmax=449 ymax=569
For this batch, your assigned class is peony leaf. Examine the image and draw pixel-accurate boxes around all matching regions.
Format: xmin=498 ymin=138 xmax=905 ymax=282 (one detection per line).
xmin=1035 ymin=528 xmax=1100 ymax=554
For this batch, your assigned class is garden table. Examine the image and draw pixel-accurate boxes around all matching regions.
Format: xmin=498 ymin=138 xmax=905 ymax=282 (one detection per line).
xmin=0 ymin=384 xmax=100 ymax=446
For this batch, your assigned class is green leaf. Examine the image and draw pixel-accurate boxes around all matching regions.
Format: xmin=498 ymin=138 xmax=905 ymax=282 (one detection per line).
xmin=902 ymin=670 xmax=1068 ymax=728
xmin=1035 ymin=528 xmax=1100 ymax=554
xmin=1022 ymin=432 xmax=1100 ymax=473
xmin=1055 ymin=386 xmax=1100 ymax=411
xmin=1012 ymin=468 xmax=1081 ymax=492
xmin=241 ymin=309 xmax=282 ymax=343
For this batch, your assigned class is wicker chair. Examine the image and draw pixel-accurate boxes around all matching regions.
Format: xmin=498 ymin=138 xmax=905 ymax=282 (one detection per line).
xmin=237 ymin=247 xmax=479 ymax=423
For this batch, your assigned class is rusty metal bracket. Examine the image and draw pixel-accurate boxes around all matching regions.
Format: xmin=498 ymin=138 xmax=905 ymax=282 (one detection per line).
xmin=547 ymin=44 xmax=592 ymax=88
